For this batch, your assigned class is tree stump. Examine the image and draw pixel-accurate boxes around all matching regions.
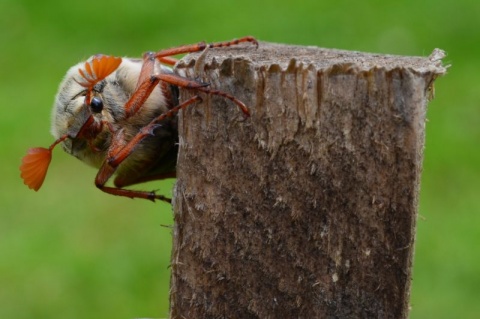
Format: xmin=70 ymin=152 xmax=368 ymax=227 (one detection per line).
xmin=170 ymin=42 xmax=446 ymax=319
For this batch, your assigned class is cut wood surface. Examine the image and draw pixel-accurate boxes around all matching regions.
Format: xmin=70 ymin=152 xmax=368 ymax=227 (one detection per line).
xmin=170 ymin=42 xmax=446 ymax=318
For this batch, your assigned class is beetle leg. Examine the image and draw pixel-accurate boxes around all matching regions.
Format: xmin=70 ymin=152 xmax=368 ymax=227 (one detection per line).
xmin=94 ymin=95 xmax=202 ymax=202
xmin=156 ymin=73 xmax=250 ymax=116
xmin=123 ymin=52 xmax=157 ymax=117
xmin=124 ymin=62 xmax=207 ymax=118
xmin=115 ymin=171 xmax=177 ymax=188
xmin=158 ymin=57 xmax=179 ymax=66
xmin=153 ymin=36 xmax=258 ymax=60
xmin=108 ymin=95 xmax=202 ymax=168
xmin=95 ymin=162 xmax=171 ymax=202
xmin=94 ymin=129 xmax=173 ymax=203
xmin=124 ymin=37 xmax=257 ymax=118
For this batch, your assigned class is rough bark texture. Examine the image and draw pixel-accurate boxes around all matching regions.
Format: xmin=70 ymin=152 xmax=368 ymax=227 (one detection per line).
xmin=170 ymin=42 xmax=446 ymax=319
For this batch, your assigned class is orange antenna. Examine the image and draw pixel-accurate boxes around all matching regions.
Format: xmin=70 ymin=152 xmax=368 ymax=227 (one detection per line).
xmin=77 ymin=55 xmax=120 ymax=89
xmin=20 ymin=134 xmax=69 ymax=191
xmin=20 ymin=147 xmax=53 ymax=191
xmin=77 ymin=55 xmax=121 ymax=105
xmin=78 ymin=55 xmax=122 ymax=88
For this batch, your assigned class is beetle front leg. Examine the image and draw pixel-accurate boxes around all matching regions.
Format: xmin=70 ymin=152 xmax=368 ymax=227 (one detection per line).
xmin=153 ymin=36 xmax=258 ymax=60
xmin=124 ymin=56 xmax=207 ymax=118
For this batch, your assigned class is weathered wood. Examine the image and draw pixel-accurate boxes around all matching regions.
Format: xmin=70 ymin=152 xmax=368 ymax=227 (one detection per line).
xmin=170 ymin=42 xmax=446 ymax=318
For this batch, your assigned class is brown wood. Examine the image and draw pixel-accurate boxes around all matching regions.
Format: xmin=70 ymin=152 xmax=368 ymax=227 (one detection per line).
xmin=170 ymin=42 xmax=446 ymax=319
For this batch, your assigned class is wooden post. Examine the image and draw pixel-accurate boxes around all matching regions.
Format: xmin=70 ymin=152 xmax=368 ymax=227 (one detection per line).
xmin=170 ymin=42 xmax=446 ymax=318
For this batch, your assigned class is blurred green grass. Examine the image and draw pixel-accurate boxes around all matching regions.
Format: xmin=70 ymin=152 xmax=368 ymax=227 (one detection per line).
xmin=1 ymin=0 xmax=479 ymax=318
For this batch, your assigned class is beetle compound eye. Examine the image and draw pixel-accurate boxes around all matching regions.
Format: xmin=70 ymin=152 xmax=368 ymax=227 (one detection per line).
xmin=90 ymin=97 xmax=103 ymax=113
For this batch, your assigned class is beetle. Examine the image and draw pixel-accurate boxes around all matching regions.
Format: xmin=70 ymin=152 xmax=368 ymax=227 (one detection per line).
xmin=20 ymin=37 xmax=258 ymax=202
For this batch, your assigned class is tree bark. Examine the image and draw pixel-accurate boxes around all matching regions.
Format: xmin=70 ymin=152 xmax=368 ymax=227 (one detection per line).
xmin=170 ymin=42 xmax=446 ymax=319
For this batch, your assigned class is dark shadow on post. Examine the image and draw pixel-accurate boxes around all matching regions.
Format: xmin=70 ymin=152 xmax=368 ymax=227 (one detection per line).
xmin=170 ymin=42 xmax=446 ymax=319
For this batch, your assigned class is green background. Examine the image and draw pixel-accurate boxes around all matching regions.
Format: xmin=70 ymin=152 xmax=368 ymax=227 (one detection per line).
xmin=1 ymin=0 xmax=478 ymax=318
